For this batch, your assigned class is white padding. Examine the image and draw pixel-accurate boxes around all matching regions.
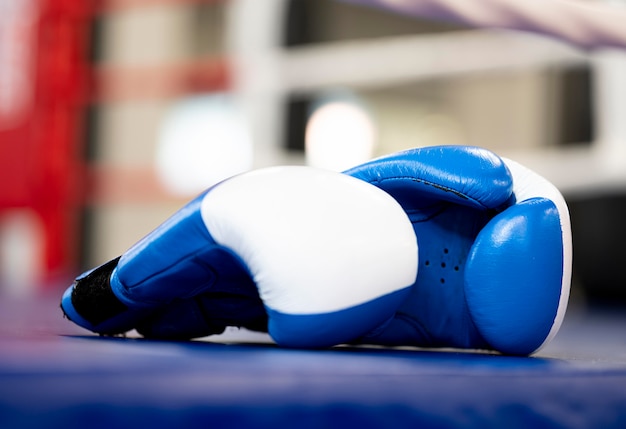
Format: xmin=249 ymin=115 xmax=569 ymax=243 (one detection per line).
xmin=502 ymin=158 xmax=572 ymax=352
xmin=201 ymin=166 xmax=418 ymax=315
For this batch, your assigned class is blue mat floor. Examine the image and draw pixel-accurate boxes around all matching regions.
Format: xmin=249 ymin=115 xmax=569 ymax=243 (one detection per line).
xmin=0 ymin=291 xmax=625 ymax=429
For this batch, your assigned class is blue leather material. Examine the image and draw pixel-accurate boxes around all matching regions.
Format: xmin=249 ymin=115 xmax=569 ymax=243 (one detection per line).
xmin=266 ymin=287 xmax=412 ymax=348
xmin=361 ymin=202 xmax=490 ymax=349
xmin=346 ymin=146 xmax=516 ymax=350
xmin=357 ymin=203 xmax=491 ymax=350
xmin=111 ymin=191 xmax=258 ymax=306
xmin=346 ymin=146 xmax=513 ymax=211
xmin=113 ymin=192 xmax=221 ymax=305
xmin=465 ymin=198 xmax=564 ymax=355
xmin=63 ymin=189 xmax=266 ymax=336
xmin=134 ymin=285 xmax=268 ymax=339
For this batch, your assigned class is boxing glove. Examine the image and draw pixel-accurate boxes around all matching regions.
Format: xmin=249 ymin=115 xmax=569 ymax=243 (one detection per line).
xmin=61 ymin=166 xmax=418 ymax=348
xmin=346 ymin=146 xmax=572 ymax=355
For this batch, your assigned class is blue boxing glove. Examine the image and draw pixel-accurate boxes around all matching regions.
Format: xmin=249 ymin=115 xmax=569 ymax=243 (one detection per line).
xmin=61 ymin=166 xmax=418 ymax=348
xmin=62 ymin=145 xmax=571 ymax=356
xmin=346 ymin=146 xmax=572 ymax=355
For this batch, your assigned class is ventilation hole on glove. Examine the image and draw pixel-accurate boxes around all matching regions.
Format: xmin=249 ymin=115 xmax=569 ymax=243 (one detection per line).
xmin=454 ymin=266 xmax=459 ymax=271
xmin=440 ymin=278 xmax=445 ymax=284
xmin=441 ymin=262 xmax=446 ymax=268
xmin=443 ymin=248 xmax=449 ymax=254
xmin=425 ymin=260 xmax=430 ymax=266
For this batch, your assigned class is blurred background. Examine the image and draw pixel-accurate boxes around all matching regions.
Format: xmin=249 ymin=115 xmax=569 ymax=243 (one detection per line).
xmin=0 ymin=0 xmax=624 ymax=307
